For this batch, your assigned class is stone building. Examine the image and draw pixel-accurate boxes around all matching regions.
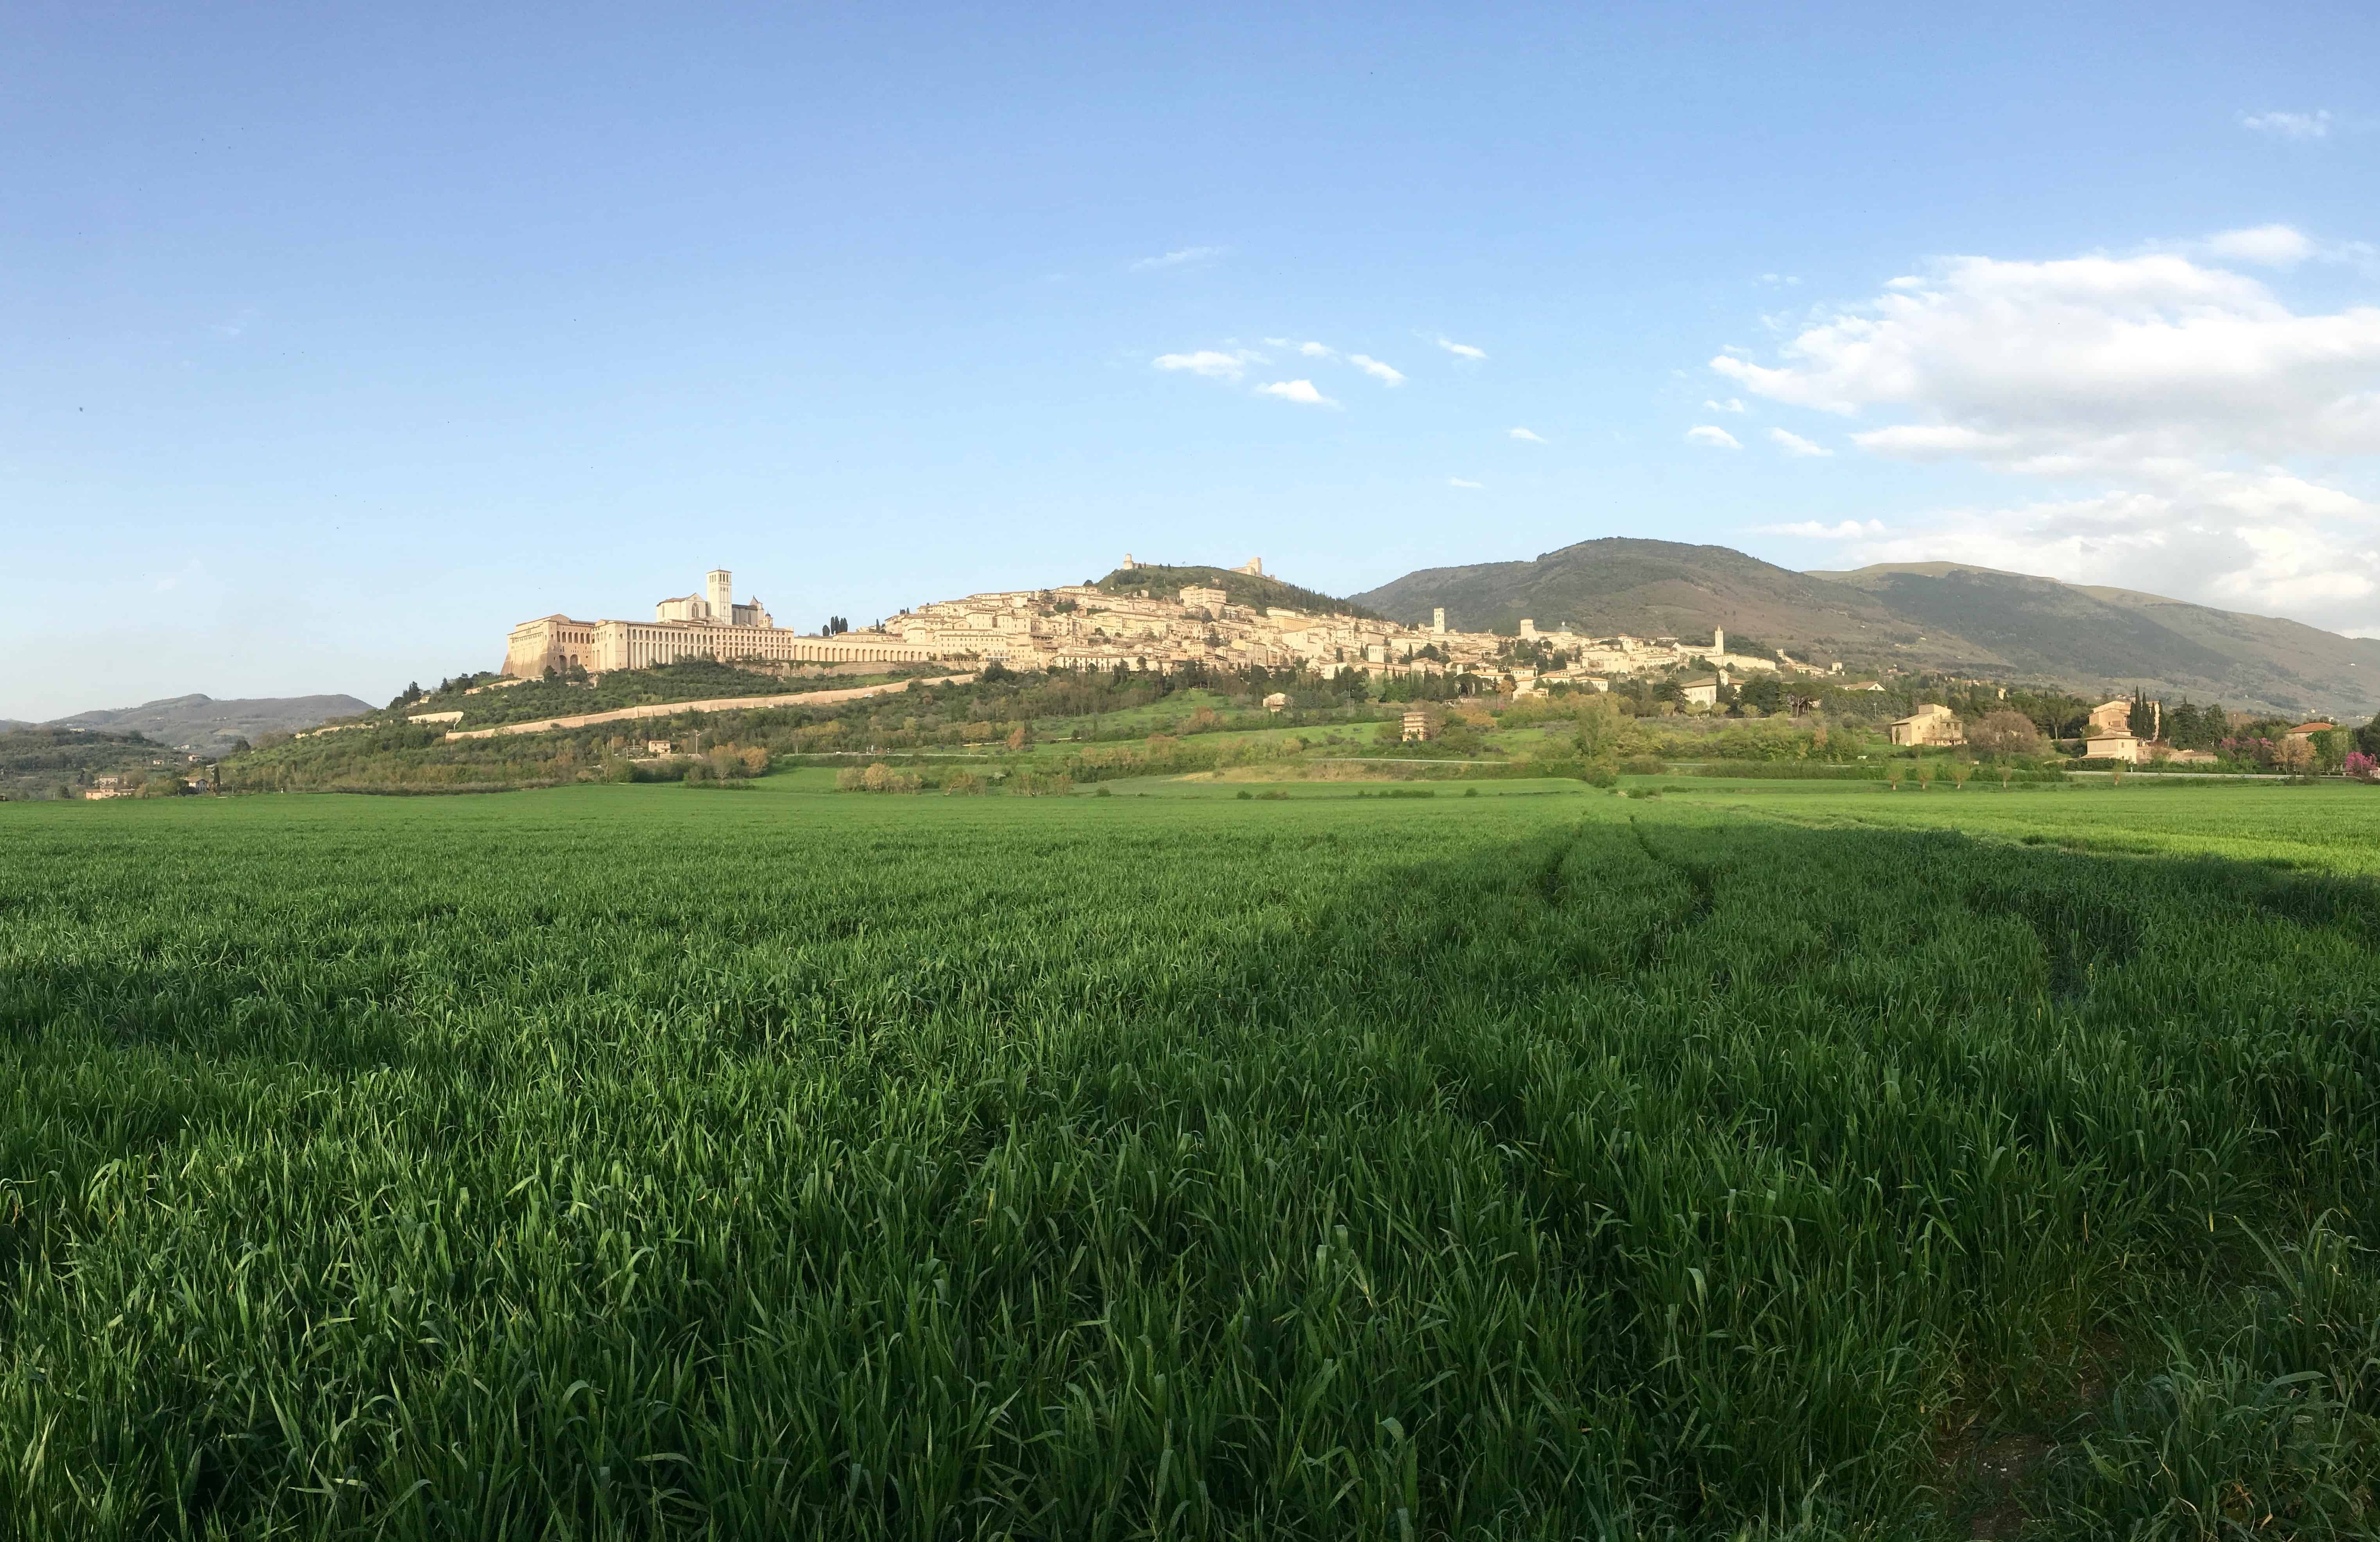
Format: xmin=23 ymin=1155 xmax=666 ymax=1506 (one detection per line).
xmin=503 ymin=567 xmax=937 ymax=677
xmin=1889 ymin=703 xmax=1966 ymax=747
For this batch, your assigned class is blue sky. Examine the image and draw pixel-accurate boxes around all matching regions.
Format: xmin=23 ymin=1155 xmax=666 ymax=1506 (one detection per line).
xmin=4 ymin=2 xmax=2376 ymax=717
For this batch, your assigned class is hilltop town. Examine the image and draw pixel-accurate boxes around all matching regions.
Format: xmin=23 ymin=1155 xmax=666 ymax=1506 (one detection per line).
xmin=503 ymin=556 xmax=1809 ymax=696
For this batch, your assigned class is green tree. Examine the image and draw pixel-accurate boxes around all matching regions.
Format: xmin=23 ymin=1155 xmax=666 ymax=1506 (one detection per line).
xmin=1571 ymin=695 xmax=1627 ymax=761
xmin=1966 ymin=710 xmax=2043 ymax=760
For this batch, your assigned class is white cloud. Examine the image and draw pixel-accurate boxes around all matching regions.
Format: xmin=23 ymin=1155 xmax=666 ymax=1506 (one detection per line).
xmin=1758 ymin=274 xmax=1801 ymax=287
xmin=1132 ymin=245 xmax=1225 ymax=270
xmin=1153 ymin=349 xmax=1260 ymax=380
xmin=1768 ymin=428 xmax=1833 ymax=457
xmin=1436 ymin=337 xmax=1487 ymax=360
xmin=1755 ymin=519 xmax=1886 ymax=538
xmin=2201 ymin=224 xmax=2317 ymax=267
xmin=1703 ymin=397 xmax=1746 ymax=413
xmin=1508 ymin=426 xmax=1547 ymax=443
xmin=1259 ymin=340 xmax=1401 ymax=383
xmin=1448 ymin=477 xmax=1483 ymax=489
xmin=1685 ymin=425 xmax=1743 ymax=450
xmin=1708 ymin=242 xmax=2380 ymax=629
xmin=2240 ymin=110 xmax=2332 ymax=140
xmin=1256 ymin=379 xmax=1336 ymax=406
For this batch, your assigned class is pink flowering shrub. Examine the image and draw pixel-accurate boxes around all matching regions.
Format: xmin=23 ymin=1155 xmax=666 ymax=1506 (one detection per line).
xmin=2346 ymin=751 xmax=2379 ymax=784
xmin=2220 ymin=735 xmax=2278 ymax=769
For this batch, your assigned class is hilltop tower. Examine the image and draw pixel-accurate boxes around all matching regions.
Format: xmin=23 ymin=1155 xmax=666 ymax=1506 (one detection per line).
xmin=707 ymin=569 xmax=733 ymax=625
xmin=1432 ymin=607 xmax=1446 ymax=634
xmin=1713 ymin=626 xmax=1726 ymax=657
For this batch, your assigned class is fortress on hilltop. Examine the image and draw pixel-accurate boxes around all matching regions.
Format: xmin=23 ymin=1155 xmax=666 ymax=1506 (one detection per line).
xmin=503 ymin=559 xmax=1796 ymax=688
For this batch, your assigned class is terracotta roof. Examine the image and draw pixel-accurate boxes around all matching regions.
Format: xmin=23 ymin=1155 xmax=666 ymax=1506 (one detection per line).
xmin=2291 ymin=721 xmax=2337 ymax=733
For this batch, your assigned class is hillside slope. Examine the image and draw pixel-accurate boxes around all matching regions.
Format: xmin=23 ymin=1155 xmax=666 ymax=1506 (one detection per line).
xmin=1816 ymin=565 xmax=2380 ymax=719
xmin=1097 ymin=563 xmax=1384 ymax=621
xmin=1351 ymin=538 xmax=1957 ymax=663
xmin=1349 ymin=539 xmax=2378 ymax=718
xmin=41 ymin=693 xmax=374 ymax=750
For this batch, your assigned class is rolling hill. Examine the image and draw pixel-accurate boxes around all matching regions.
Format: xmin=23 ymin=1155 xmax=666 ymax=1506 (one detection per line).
xmin=34 ymin=693 xmax=375 ymax=751
xmin=1350 ymin=538 xmax=2380 ymax=719
xmin=1096 ymin=563 xmax=1386 ymax=621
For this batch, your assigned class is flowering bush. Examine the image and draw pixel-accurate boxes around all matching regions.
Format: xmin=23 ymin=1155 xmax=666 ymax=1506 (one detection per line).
xmin=2219 ymin=735 xmax=2278 ymax=769
xmin=2346 ymin=751 xmax=2379 ymax=784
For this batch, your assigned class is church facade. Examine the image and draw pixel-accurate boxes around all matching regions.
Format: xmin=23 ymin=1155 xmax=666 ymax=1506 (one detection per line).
xmin=502 ymin=568 xmax=936 ymax=678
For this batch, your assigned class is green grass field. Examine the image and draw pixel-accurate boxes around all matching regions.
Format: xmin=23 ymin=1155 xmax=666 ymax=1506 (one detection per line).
xmin=4 ymin=783 xmax=2378 ymax=1538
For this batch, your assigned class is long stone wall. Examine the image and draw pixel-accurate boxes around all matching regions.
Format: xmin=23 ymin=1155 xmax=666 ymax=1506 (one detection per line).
xmin=443 ymin=673 xmax=976 ymax=741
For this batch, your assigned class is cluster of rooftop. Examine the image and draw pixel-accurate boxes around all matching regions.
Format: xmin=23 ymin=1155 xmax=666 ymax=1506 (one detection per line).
xmin=502 ymin=558 xmax=1829 ymax=690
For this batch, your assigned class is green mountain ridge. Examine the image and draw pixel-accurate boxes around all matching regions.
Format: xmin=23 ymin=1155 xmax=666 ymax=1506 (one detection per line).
xmin=1347 ymin=538 xmax=2379 ymax=719
xmin=33 ymin=693 xmax=376 ymax=751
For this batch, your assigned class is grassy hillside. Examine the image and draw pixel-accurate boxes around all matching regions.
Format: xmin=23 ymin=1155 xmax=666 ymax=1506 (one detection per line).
xmin=1348 ymin=538 xmax=2379 ymax=717
xmin=40 ymin=692 xmax=374 ymax=750
xmin=0 ymin=728 xmax=196 ymax=801
xmin=1819 ymin=563 xmax=2380 ymax=719
xmin=5 ymin=783 xmax=2379 ymax=1534
xmin=1350 ymin=537 xmax=1931 ymax=662
xmin=1095 ymin=563 xmax=1383 ymax=620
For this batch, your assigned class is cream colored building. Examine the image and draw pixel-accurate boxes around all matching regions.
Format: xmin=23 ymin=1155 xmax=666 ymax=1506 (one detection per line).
xmin=503 ymin=567 xmax=937 ymax=677
xmin=1890 ymin=703 xmax=1966 ymax=747
xmin=503 ymin=559 xmax=1831 ymax=691
xmin=2084 ymin=730 xmax=2142 ymax=762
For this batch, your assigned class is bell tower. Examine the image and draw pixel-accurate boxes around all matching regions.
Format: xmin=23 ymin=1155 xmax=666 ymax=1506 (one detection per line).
xmin=706 ymin=569 xmax=733 ymax=625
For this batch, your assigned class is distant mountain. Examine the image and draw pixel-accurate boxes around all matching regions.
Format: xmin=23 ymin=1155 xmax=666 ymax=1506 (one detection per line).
xmin=37 ymin=693 xmax=375 ymax=750
xmin=1811 ymin=564 xmax=2379 ymax=720
xmin=1350 ymin=538 xmax=2380 ymax=719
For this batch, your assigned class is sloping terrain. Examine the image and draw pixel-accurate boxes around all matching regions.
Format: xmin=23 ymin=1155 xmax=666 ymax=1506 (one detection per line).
xmin=1098 ymin=563 xmax=1385 ymax=621
xmin=40 ymin=693 xmax=374 ymax=750
xmin=1818 ymin=565 xmax=2380 ymax=719
xmin=1347 ymin=538 xmax=2378 ymax=718
xmin=1351 ymin=538 xmax=1963 ymax=666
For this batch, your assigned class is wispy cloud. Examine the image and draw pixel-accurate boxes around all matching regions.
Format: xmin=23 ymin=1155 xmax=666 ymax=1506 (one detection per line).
xmin=1703 ymin=397 xmax=1746 ymax=413
xmin=1757 ymin=274 xmax=1801 ymax=287
xmin=1768 ymin=428 xmax=1833 ymax=458
xmin=1508 ymin=426 xmax=1546 ymax=443
xmin=1263 ymin=339 xmax=1403 ymax=384
xmin=208 ymin=307 xmax=258 ymax=340
xmin=2199 ymin=223 xmax=2317 ymax=267
xmin=1685 ymin=425 xmax=1742 ymax=450
xmin=2239 ymin=109 xmax=2332 ymax=140
xmin=1257 ymin=379 xmax=1336 ymax=406
xmin=1435 ymin=336 xmax=1486 ymax=361
xmin=1447 ymin=477 xmax=1483 ymax=489
xmin=1755 ymin=519 xmax=1887 ymax=538
xmin=1153 ymin=349 xmax=1261 ymax=380
xmin=1131 ymin=245 xmax=1226 ymax=271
